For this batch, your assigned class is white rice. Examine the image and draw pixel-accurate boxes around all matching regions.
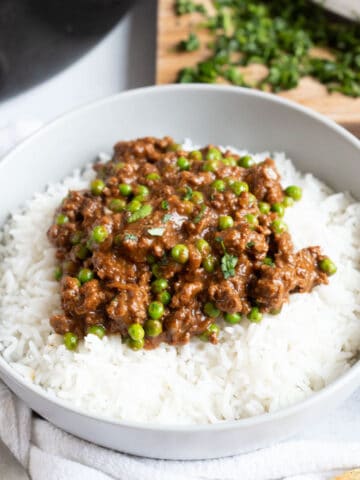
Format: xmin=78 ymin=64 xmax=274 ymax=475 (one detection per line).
xmin=1 ymin=143 xmax=360 ymax=425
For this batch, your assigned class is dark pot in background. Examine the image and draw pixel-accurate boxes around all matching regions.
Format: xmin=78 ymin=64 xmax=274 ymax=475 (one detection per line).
xmin=0 ymin=0 xmax=135 ymax=100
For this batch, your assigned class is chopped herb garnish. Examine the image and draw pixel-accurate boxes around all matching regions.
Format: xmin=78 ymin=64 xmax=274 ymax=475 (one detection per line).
xmin=183 ymin=185 xmax=193 ymax=200
xmin=161 ymin=200 xmax=169 ymax=210
xmin=193 ymin=204 xmax=207 ymax=224
xmin=148 ymin=227 xmax=165 ymax=237
xmin=175 ymin=0 xmax=360 ymax=97
xmin=246 ymin=241 xmax=255 ymax=249
xmin=175 ymin=0 xmax=206 ymax=15
xmin=221 ymin=253 xmax=238 ymax=279
xmin=127 ymin=204 xmax=153 ymax=223
xmin=178 ymin=32 xmax=200 ymax=52
xmin=124 ymin=233 xmax=138 ymax=242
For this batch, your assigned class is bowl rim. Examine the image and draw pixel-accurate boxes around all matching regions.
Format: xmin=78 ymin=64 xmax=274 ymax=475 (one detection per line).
xmin=1 ymin=83 xmax=360 ymax=432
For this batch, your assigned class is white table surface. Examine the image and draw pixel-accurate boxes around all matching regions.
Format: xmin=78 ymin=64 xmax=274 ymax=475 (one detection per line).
xmin=0 ymin=0 xmax=359 ymax=446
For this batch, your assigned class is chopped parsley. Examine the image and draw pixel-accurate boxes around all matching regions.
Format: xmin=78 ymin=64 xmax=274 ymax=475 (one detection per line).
xmin=161 ymin=200 xmax=169 ymax=210
xmin=127 ymin=204 xmax=153 ymax=223
xmin=175 ymin=0 xmax=360 ymax=97
xmin=175 ymin=0 xmax=206 ymax=15
xmin=221 ymin=253 xmax=238 ymax=279
xmin=183 ymin=185 xmax=193 ymax=200
xmin=178 ymin=32 xmax=200 ymax=52
xmin=193 ymin=204 xmax=207 ymax=224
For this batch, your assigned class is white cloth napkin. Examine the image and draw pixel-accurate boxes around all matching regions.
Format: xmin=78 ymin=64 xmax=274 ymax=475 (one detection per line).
xmin=1 ymin=122 xmax=360 ymax=480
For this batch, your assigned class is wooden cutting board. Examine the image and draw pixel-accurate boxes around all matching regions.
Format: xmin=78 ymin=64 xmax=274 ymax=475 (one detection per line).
xmin=156 ymin=0 xmax=360 ymax=137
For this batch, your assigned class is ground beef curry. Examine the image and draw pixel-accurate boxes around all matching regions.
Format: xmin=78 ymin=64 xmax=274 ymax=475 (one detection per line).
xmin=47 ymin=137 xmax=336 ymax=351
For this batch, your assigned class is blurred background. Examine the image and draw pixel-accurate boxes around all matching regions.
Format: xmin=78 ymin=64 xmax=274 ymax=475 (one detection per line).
xmin=0 ymin=0 xmax=359 ymax=154
xmin=0 ymin=0 xmax=156 ymax=144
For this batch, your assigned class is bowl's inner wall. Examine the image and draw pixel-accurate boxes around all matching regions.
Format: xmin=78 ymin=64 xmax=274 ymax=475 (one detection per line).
xmin=0 ymin=86 xmax=359 ymax=226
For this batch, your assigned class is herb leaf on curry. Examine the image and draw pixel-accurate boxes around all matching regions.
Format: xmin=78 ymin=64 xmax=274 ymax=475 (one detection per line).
xmin=221 ymin=253 xmax=238 ymax=279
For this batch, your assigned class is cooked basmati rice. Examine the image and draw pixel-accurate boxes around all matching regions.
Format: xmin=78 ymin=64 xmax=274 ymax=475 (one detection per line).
xmin=1 ymin=144 xmax=360 ymax=425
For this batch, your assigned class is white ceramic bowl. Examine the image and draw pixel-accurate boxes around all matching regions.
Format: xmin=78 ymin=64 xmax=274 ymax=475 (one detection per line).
xmin=0 ymin=85 xmax=360 ymax=460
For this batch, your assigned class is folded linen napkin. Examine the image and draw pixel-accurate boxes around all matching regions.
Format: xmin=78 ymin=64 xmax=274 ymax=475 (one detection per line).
xmin=1 ymin=122 xmax=359 ymax=480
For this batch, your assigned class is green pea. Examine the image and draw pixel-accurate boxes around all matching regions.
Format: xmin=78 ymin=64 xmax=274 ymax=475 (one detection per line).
xmin=168 ymin=143 xmax=181 ymax=152
xmin=146 ymin=172 xmax=161 ymax=181
xmin=128 ymin=323 xmax=145 ymax=341
xmin=200 ymin=323 xmax=220 ymax=341
xmin=206 ymin=147 xmax=222 ymax=161
xmin=127 ymin=199 xmax=142 ymax=213
xmin=245 ymin=214 xmax=258 ymax=228
xmin=70 ymin=231 xmax=83 ymax=245
xmin=128 ymin=204 xmax=153 ymax=223
xmin=177 ymin=156 xmax=190 ymax=171
xmin=204 ymin=302 xmax=220 ymax=318
xmin=271 ymin=202 xmax=285 ymax=217
xmin=218 ymin=215 xmax=234 ymax=230
xmin=136 ymin=185 xmax=150 ymax=198
xmin=91 ymin=225 xmax=109 ymax=243
xmin=222 ymin=157 xmax=237 ymax=166
xmin=78 ymin=268 xmax=94 ymax=284
xmin=283 ymin=196 xmax=294 ymax=208
xmin=263 ymin=256 xmax=274 ymax=267
xmin=224 ymin=312 xmax=242 ymax=324
xmin=157 ymin=291 xmax=171 ymax=305
xmin=64 ymin=332 xmax=78 ymax=350
xmin=109 ymin=198 xmax=126 ymax=212
xmin=119 ymin=183 xmax=132 ymax=196
xmin=148 ymin=301 xmax=165 ymax=320
xmin=258 ymin=201 xmax=270 ymax=214
xmin=54 ymin=266 xmax=62 ymax=281
xmin=248 ymin=307 xmax=262 ymax=323
xmin=202 ymin=254 xmax=217 ymax=273
xmin=238 ymin=155 xmax=255 ymax=168
xmin=191 ymin=191 xmax=204 ymax=205
xmin=75 ymin=244 xmax=90 ymax=260
xmin=151 ymin=278 xmax=169 ymax=293
xmin=90 ymin=179 xmax=105 ymax=196
xmin=248 ymin=193 xmax=257 ymax=206
xmin=144 ymin=319 xmax=163 ymax=337
xmin=134 ymin=195 xmax=148 ymax=204
xmin=319 ymin=257 xmax=337 ymax=276
xmin=87 ymin=325 xmax=106 ymax=339
xmin=196 ymin=238 xmax=211 ymax=256
xmin=171 ymin=244 xmax=189 ymax=264
xmin=285 ymin=185 xmax=302 ymax=201
xmin=114 ymin=161 xmax=125 ymax=170
xmin=202 ymin=159 xmax=219 ymax=172
xmin=271 ymin=219 xmax=288 ymax=234
xmin=127 ymin=338 xmax=144 ymax=350
xmin=230 ymin=181 xmax=249 ymax=196
xmin=192 ymin=191 xmax=204 ymax=204
xmin=190 ymin=150 xmax=202 ymax=161
xmin=211 ymin=179 xmax=226 ymax=192
xmin=56 ymin=213 xmax=69 ymax=225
